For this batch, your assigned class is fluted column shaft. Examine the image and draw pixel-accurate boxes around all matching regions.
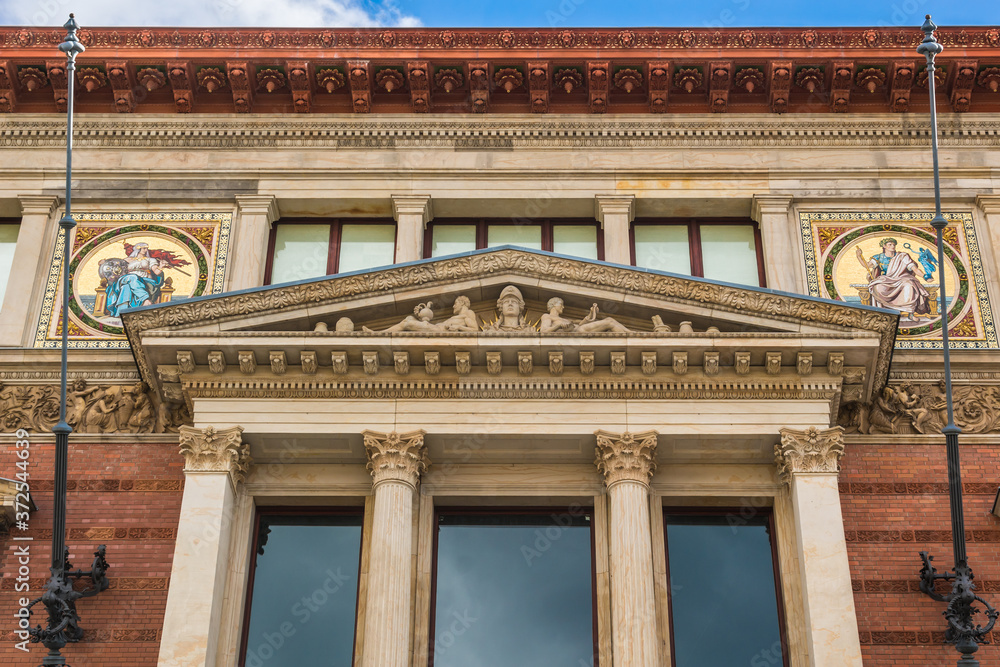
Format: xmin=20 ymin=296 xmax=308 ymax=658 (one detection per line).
xmin=776 ymin=426 xmax=862 ymax=667
xmin=158 ymin=426 xmax=252 ymax=667
xmin=595 ymin=430 xmax=659 ymax=666
xmin=362 ymin=430 xmax=429 ymax=667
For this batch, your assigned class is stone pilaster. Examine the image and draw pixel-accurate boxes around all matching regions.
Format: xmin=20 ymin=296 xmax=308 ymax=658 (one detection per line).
xmin=392 ymin=194 xmax=433 ymax=263
xmin=594 ymin=194 xmax=635 ymax=265
xmin=0 ymin=195 xmax=59 ymax=346
xmin=230 ymin=194 xmax=279 ymax=290
xmin=361 ymin=430 xmax=428 ymax=667
xmin=158 ymin=425 xmax=251 ymax=667
xmin=976 ymin=195 xmax=1000 ymax=300
xmin=594 ymin=430 xmax=659 ymax=667
xmin=751 ymin=194 xmax=804 ymax=293
xmin=775 ymin=426 xmax=862 ymax=667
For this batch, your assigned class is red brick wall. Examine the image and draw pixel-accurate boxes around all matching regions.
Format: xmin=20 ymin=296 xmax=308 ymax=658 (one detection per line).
xmin=1 ymin=437 xmax=182 ymax=666
xmin=841 ymin=440 xmax=1000 ymax=666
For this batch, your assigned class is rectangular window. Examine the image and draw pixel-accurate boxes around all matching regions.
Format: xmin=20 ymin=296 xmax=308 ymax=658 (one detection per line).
xmin=240 ymin=510 xmax=363 ymax=667
xmin=431 ymin=509 xmax=597 ymax=667
xmin=0 ymin=222 xmax=19 ymax=308
xmin=426 ymin=219 xmax=602 ymax=261
xmin=664 ymin=510 xmax=787 ymax=667
xmin=632 ymin=220 xmax=765 ymax=287
xmin=265 ymin=220 xmax=396 ymax=284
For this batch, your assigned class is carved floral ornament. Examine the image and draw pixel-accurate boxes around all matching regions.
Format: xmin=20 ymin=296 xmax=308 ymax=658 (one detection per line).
xmin=177 ymin=425 xmax=252 ymax=485
xmin=594 ymin=430 xmax=659 ymax=487
xmin=774 ymin=426 xmax=845 ymax=481
xmin=362 ymin=430 xmax=429 ymax=488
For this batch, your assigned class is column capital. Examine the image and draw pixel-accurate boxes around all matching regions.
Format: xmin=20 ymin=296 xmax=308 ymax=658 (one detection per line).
xmin=775 ymin=426 xmax=845 ymax=482
xmin=976 ymin=194 xmax=1000 ymax=215
xmin=594 ymin=194 xmax=635 ymax=226
xmin=363 ymin=429 xmax=429 ymax=489
xmin=391 ymin=194 xmax=434 ymax=226
xmin=594 ymin=430 xmax=658 ymax=488
xmin=17 ymin=194 xmax=59 ymax=216
xmin=234 ymin=194 xmax=280 ymax=223
xmin=751 ymin=194 xmax=794 ymax=222
xmin=177 ymin=425 xmax=252 ymax=487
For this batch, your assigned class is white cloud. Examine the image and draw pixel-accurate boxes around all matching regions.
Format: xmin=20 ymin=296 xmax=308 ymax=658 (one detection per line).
xmin=3 ymin=0 xmax=421 ymax=28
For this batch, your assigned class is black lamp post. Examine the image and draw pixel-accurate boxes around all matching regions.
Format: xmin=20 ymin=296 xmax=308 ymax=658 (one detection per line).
xmin=915 ymin=15 xmax=999 ymax=667
xmin=25 ymin=15 xmax=111 ymax=666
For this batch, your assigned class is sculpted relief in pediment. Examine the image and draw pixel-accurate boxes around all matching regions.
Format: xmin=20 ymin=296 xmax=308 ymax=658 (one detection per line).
xmin=334 ymin=285 xmax=693 ymax=335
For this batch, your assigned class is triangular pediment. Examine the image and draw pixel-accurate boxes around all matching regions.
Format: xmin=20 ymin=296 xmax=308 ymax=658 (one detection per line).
xmin=122 ymin=247 xmax=897 ymax=407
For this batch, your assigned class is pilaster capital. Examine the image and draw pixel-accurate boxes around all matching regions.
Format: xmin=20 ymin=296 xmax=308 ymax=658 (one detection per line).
xmin=594 ymin=430 xmax=658 ymax=488
xmin=178 ymin=425 xmax=252 ymax=487
xmin=234 ymin=194 xmax=280 ymax=223
xmin=391 ymin=194 xmax=434 ymax=226
xmin=17 ymin=195 xmax=59 ymax=217
xmin=594 ymin=194 xmax=635 ymax=226
xmin=975 ymin=195 xmax=1000 ymax=216
xmin=751 ymin=194 xmax=794 ymax=222
xmin=775 ymin=426 xmax=845 ymax=482
xmin=363 ymin=429 xmax=429 ymax=489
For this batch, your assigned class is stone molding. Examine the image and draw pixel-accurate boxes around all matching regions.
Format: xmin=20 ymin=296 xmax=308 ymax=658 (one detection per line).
xmin=234 ymin=194 xmax=280 ymax=223
xmin=751 ymin=194 xmax=794 ymax=221
xmin=775 ymin=426 xmax=845 ymax=481
xmin=391 ymin=194 xmax=434 ymax=226
xmin=3 ymin=115 xmax=999 ymax=150
xmin=17 ymin=194 xmax=59 ymax=216
xmin=177 ymin=425 xmax=252 ymax=486
xmin=593 ymin=194 xmax=635 ymax=225
xmin=976 ymin=195 xmax=1000 ymax=215
xmin=594 ymin=430 xmax=659 ymax=488
xmin=362 ymin=429 xmax=429 ymax=489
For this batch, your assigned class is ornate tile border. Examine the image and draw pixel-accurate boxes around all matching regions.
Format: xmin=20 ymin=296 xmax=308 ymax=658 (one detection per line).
xmin=800 ymin=211 xmax=997 ymax=349
xmin=34 ymin=212 xmax=231 ymax=349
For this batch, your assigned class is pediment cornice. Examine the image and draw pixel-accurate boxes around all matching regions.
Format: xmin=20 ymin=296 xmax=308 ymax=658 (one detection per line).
xmin=122 ymin=248 xmax=896 ymax=407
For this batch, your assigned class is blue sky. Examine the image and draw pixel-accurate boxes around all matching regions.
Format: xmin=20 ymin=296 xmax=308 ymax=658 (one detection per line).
xmin=0 ymin=0 xmax=996 ymax=28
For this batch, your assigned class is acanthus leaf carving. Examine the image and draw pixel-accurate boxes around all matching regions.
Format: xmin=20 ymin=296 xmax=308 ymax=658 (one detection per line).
xmin=775 ymin=426 xmax=845 ymax=481
xmin=594 ymin=430 xmax=659 ymax=487
xmin=177 ymin=425 xmax=251 ymax=485
xmin=362 ymin=429 xmax=429 ymax=488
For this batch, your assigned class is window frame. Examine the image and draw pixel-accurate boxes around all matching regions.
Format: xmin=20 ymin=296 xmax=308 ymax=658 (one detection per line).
xmin=662 ymin=506 xmax=789 ymax=667
xmin=238 ymin=506 xmax=366 ymax=667
xmin=264 ymin=218 xmax=398 ymax=285
xmin=424 ymin=218 xmax=605 ymax=261
xmin=630 ymin=218 xmax=766 ymax=287
xmin=428 ymin=506 xmax=600 ymax=667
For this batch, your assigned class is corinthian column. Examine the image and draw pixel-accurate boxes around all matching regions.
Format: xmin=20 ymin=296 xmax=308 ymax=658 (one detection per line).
xmin=158 ymin=426 xmax=252 ymax=667
xmin=775 ymin=426 xmax=862 ymax=667
xmin=594 ymin=430 xmax=659 ymax=667
xmin=361 ymin=430 xmax=429 ymax=667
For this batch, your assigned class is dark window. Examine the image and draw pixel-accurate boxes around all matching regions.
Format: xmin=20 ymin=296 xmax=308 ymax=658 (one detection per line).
xmin=431 ymin=509 xmax=597 ymax=667
xmin=265 ymin=219 xmax=396 ymax=284
xmin=240 ymin=510 xmax=363 ymax=667
xmin=631 ymin=220 xmax=765 ymax=286
xmin=664 ymin=510 xmax=787 ymax=667
xmin=0 ymin=220 xmax=19 ymax=307
xmin=425 ymin=219 xmax=603 ymax=261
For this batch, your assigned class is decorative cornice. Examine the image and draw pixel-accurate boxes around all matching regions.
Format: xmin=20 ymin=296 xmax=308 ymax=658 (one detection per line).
xmin=177 ymin=425 xmax=251 ymax=486
xmin=122 ymin=249 xmax=896 ymax=400
xmin=594 ymin=430 xmax=659 ymax=488
xmin=361 ymin=429 xmax=429 ymax=489
xmin=2 ymin=115 xmax=1000 ymax=150
xmin=775 ymin=426 xmax=845 ymax=481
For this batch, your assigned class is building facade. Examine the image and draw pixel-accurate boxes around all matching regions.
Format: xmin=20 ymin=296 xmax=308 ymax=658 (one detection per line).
xmin=1 ymin=23 xmax=1000 ymax=667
